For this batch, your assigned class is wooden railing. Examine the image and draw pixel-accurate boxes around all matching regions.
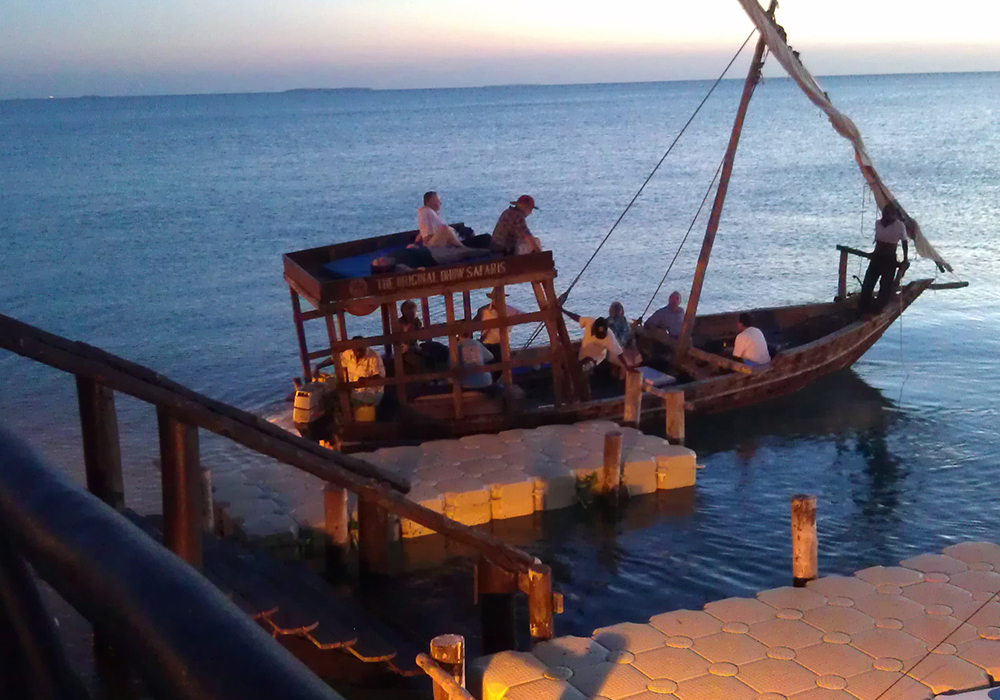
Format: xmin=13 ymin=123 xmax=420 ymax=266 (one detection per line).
xmin=836 ymin=244 xmax=872 ymax=300
xmin=0 ymin=313 xmax=557 ymax=649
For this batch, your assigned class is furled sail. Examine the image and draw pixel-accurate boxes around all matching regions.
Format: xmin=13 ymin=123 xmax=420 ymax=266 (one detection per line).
xmin=736 ymin=0 xmax=952 ymax=272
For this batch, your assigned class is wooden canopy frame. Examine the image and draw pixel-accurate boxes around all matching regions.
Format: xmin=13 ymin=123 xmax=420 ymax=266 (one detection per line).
xmin=283 ymin=228 xmax=587 ymax=428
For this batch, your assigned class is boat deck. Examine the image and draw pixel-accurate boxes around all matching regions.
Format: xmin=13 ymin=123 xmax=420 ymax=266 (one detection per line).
xmin=470 ymin=542 xmax=1000 ymax=700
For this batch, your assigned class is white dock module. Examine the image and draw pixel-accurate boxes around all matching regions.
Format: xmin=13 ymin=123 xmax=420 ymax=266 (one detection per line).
xmin=359 ymin=421 xmax=697 ymax=538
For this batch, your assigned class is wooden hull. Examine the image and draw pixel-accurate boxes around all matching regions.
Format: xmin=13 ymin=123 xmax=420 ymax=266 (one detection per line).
xmin=338 ymin=280 xmax=932 ymax=450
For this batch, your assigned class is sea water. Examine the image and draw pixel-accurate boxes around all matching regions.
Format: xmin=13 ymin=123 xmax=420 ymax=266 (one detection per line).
xmin=1 ymin=73 xmax=999 ymax=636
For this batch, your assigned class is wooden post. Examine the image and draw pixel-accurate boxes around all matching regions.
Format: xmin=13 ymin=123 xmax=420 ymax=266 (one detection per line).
xmin=624 ymin=369 xmax=642 ymax=426
xmin=387 ymin=302 xmax=408 ymax=406
xmin=421 ymin=298 xmax=431 ymax=327
xmin=157 ymin=407 xmax=203 ymax=569
xmin=324 ymin=484 xmax=349 ymax=572
xmin=429 ymin=635 xmax=466 ymax=700
xmin=838 ymin=248 xmax=849 ymax=300
xmin=444 ymin=293 xmax=464 ymax=419
xmin=289 ymin=289 xmax=312 ymax=383
xmin=791 ymin=494 xmax=818 ymax=587
xmin=664 ymin=390 xmax=685 ymax=445
xmin=357 ymin=493 xmax=389 ymax=575
xmin=478 ymin=558 xmax=517 ymax=654
xmin=75 ymin=376 xmax=125 ymax=511
xmin=380 ymin=303 xmax=392 ymax=357
xmin=601 ymin=431 xmax=623 ymax=495
xmin=462 ymin=291 xmax=473 ymax=320
xmin=530 ymin=281 xmax=567 ymax=406
xmin=493 ymin=285 xmax=514 ymax=391
xmin=75 ymin=376 xmax=134 ymax=697
xmin=543 ymin=279 xmax=589 ymax=401
xmin=527 ymin=564 xmax=554 ymax=644
xmin=200 ymin=469 xmax=215 ymax=534
xmin=324 ymin=314 xmax=353 ymax=423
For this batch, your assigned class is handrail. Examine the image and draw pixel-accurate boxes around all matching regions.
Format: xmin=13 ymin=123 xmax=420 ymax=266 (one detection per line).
xmin=415 ymin=655 xmax=475 ymax=700
xmin=0 ymin=428 xmax=344 ymax=700
xmin=0 ymin=313 xmax=540 ymax=574
xmin=835 ymin=244 xmax=872 ymax=260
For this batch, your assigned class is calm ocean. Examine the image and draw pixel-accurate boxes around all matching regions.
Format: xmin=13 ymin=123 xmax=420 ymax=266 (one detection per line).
xmin=1 ymin=73 xmax=998 ymax=636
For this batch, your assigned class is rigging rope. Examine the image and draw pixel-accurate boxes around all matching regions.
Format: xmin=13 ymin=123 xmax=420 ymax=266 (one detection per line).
xmin=557 ymin=27 xmax=758 ymax=304
xmin=640 ymin=155 xmax=725 ymax=318
xmin=520 ymin=28 xmax=758 ymax=349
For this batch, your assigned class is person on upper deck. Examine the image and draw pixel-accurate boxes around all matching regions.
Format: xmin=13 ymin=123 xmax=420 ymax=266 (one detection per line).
xmin=645 ymin=291 xmax=685 ymax=338
xmin=490 ymin=195 xmax=543 ymax=255
xmin=858 ymin=203 xmax=909 ymax=314
xmin=417 ymin=191 xmax=493 ymax=250
xmin=732 ymin=313 xmax=770 ymax=367
xmin=417 ymin=191 xmax=464 ymax=248
xmin=475 ymin=288 xmax=524 ymax=360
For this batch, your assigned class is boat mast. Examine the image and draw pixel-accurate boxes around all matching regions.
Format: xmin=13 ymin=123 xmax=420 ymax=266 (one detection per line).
xmin=675 ymin=0 xmax=777 ymax=357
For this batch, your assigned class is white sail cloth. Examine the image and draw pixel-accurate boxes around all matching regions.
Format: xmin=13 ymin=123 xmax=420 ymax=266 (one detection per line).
xmin=736 ymin=0 xmax=952 ymax=272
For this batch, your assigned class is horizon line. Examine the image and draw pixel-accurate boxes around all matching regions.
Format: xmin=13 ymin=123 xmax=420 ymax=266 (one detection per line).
xmin=3 ymin=68 xmax=997 ymax=103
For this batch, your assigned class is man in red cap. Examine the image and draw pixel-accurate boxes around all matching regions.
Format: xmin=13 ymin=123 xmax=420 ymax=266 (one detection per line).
xmin=490 ymin=195 xmax=542 ymax=255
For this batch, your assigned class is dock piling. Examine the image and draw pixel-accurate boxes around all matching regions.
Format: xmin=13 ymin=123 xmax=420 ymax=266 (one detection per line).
xmin=526 ymin=564 xmax=555 ymax=644
xmin=601 ymin=431 xmax=623 ymax=497
xmin=357 ymin=494 xmax=390 ymax=575
xmin=478 ymin=558 xmax=518 ymax=654
xmin=324 ymin=484 xmax=350 ymax=571
xmin=623 ymin=370 xmax=642 ymax=426
xmin=429 ymin=634 xmax=466 ymax=700
xmin=791 ymin=494 xmax=818 ymax=587
xmin=664 ymin=389 xmax=685 ymax=445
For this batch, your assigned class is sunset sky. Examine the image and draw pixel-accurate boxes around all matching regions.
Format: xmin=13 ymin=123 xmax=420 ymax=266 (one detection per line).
xmin=3 ymin=0 xmax=999 ymax=99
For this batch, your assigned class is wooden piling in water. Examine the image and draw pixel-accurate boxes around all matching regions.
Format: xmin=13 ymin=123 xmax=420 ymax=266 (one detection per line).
xmin=623 ymin=370 xmax=642 ymax=426
xmin=791 ymin=494 xmax=817 ymax=587
xmin=429 ymin=634 xmax=465 ymax=700
xmin=526 ymin=564 xmax=554 ymax=644
xmin=324 ymin=483 xmax=350 ymax=571
xmin=478 ymin=558 xmax=518 ymax=654
xmin=601 ymin=431 xmax=623 ymax=496
xmin=664 ymin=389 xmax=685 ymax=445
xmin=357 ymin=494 xmax=389 ymax=575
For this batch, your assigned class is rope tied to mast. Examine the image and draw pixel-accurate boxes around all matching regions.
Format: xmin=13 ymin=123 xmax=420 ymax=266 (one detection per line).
xmin=521 ymin=28 xmax=759 ymax=349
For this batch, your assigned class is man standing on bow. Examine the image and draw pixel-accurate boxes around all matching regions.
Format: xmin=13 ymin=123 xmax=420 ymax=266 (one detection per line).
xmin=491 ymin=195 xmax=543 ymax=255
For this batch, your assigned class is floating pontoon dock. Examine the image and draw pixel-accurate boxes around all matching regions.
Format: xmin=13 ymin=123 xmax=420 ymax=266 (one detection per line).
xmin=470 ymin=542 xmax=1000 ymax=700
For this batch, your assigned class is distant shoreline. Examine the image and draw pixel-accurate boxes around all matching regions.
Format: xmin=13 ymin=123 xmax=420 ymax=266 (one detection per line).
xmin=3 ymin=70 xmax=997 ymax=103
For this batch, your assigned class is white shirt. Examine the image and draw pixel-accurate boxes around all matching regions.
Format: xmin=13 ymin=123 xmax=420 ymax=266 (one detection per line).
xmin=417 ymin=206 xmax=461 ymax=247
xmin=339 ymin=348 xmax=385 ymax=383
xmin=733 ymin=327 xmax=770 ymax=365
xmin=579 ymin=317 xmax=623 ymax=365
xmin=478 ymin=303 xmax=524 ymax=345
xmin=874 ymin=219 xmax=906 ymax=245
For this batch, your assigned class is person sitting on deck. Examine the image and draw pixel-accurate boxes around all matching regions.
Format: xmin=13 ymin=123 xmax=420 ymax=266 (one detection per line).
xmin=315 ymin=338 xmax=386 ymax=407
xmin=859 ymin=203 xmax=909 ymax=314
xmin=474 ymin=288 xmax=524 ymax=360
xmin=561 ymin=308 xmax=639 ymax=374
xmin=399 ymin=299 xmax=449 ymax=371
xmin=417 ymin=191 xmax=492 ymax=250
xmin=732 ymin=313 xmax=770 ymax=367
xmin=370 ymin=241 xmax=479 ymax=274
xmin=454 ymin=331 xmax=503 ymax=398
xmin=490 ymin=195 xmax=543 ymax=256
xmin=607 ymin=301 xmax=643 ymax=369
xmin=644 ymin=291 xmax=685 ymax=338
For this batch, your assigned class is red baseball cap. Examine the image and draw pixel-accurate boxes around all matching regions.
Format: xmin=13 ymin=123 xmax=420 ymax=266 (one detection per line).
xmin=510 ymin=194 xmax=539 ymax=211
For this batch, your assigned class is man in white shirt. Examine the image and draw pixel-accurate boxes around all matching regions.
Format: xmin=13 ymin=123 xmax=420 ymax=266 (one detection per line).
xmin=329 ymin=344 xmax=386 ymax=406
xmin=417 ymin=191 xmax=464 ymax=248
xmin=474 ymin=289 xmax=524 ymax=358
xmin=560 ymin=308 xmax=637 ymax=373
xmin=732 ymin=313 xmax=770 ymax=367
